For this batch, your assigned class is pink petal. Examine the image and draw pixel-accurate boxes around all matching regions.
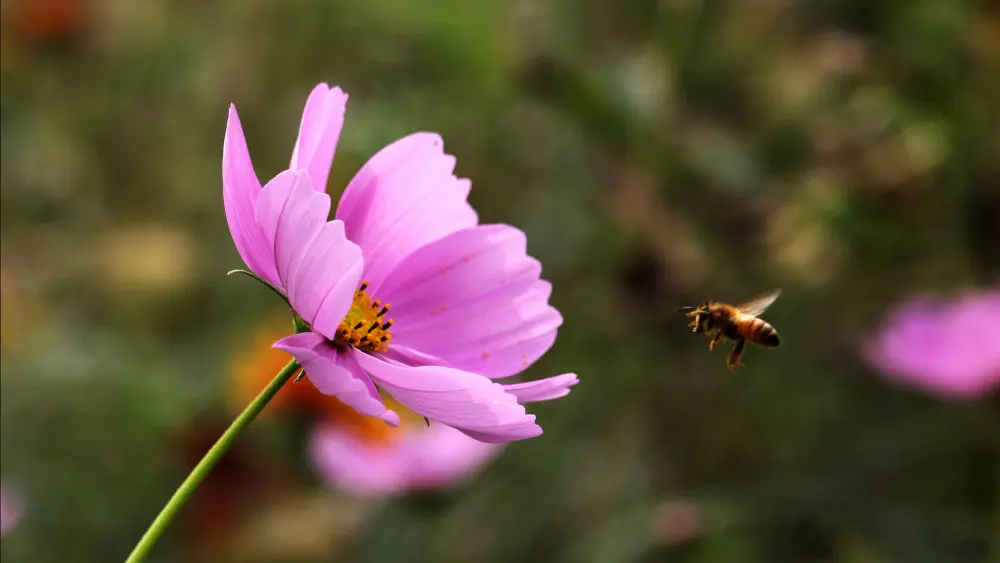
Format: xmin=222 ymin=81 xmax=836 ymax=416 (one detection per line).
xmin=381 ymin=345 xmax=451 ymax=369
xmin=335 ymin=133 xmax=478 ymax=292
xmin=254 ymin=170 xmax=364 ymax=337
xmin=351 ymin=350 xmax=541 ymax=443
xmin=223 ymin=105 xmax=279 ymax=286
xmin=504 ymin=373 xmax=580 ymax=403
xmin=458 ymin=426 xmax=542 ymax=443
xmin=289 ymin=84 xmax=348 ymax=193
xmin=265 ymin=171 xmax=332 ymax=287
xmin=381 ymin=225 xmax=563 ymax=378
xmin=309 ymin=423 xmax=501 ymax=498
xmin=290 ymin=220 xmax=366 ymax=339
xmin=274 ymin=332 xmax=400 ymax=426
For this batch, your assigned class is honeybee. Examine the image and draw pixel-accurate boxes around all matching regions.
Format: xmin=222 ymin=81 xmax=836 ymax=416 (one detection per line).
xmin=678 ymin=290 xmax=781 ymax=370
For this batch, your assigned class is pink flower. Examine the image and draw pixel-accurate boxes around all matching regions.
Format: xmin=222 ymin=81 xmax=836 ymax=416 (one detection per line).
xmin=0 ymin=484 xmax=24 ymax=535
xmin=223 ymin=84 xmax=578 ymax=442
xmin=863 ymin=289 xmax=1000 ymax=400
xmin=309 ymin=419 xmax=501 ymax=497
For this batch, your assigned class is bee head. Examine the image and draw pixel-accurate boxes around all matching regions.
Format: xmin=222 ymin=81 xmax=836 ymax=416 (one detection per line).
xmin=679 ymin=304 xmax=713 ymax=334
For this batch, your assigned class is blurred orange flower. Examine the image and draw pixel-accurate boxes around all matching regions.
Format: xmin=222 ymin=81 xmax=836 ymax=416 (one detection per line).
xmin=3 ymin=0 xmax=91 ymax=43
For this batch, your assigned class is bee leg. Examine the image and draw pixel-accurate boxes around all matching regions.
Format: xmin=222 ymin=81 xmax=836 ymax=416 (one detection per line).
xmin=727 ymin=339 xmax=746 ymax=370
xmin=708 ymin=332 xmax=723 ymax=351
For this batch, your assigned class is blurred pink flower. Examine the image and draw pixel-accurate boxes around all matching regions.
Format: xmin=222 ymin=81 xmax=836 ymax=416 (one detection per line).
xmin=310 ymin=418 xmax=501 ymax=497
xmin=864 ymin=289 xmax=1000 ymax=400
xmin=0 ymin=484 xmax=24 ymax=535
xmin=223 ymin=84 xmax=578 ymax=443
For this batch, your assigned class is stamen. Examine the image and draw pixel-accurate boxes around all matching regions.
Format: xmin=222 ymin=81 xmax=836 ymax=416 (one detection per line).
xmin=333 ymin=282 xmax=394 ymax=353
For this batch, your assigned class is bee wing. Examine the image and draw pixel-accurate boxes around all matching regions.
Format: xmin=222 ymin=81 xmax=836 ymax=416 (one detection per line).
xmin=736 ymin=290 xmax=781 ymax=317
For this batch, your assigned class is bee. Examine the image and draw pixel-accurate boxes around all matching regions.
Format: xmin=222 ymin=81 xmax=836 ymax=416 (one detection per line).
xmin=678 ymin=290 xmax=781 ymax=370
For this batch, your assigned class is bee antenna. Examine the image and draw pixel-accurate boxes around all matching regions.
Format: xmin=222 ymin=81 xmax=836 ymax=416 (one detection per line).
xmin=677 ymin=306 xmax=696 ymax=312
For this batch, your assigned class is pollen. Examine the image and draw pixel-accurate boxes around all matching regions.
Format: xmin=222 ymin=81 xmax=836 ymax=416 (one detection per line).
xmin=334 ymin=281 xmax=393 ymax=353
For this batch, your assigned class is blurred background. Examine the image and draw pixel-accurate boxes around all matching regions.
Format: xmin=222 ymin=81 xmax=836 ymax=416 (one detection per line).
xmin=1 ymin=0 xmax=998 ymax=561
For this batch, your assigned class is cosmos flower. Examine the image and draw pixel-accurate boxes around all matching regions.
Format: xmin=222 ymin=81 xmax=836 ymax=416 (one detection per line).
xmin=230 ymin=322 xmax=501 ymax=497
xmin=0 ymin=484 xmax=24 ymax=535
xmin=223 ymin=84 xmax=578 ymax=442
xmin=864 ymin=289 xmax=1000 ymax=400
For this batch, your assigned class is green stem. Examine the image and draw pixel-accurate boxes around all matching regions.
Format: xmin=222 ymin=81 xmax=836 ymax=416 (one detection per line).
xmin=125 ymin=358 xmax=301 ymax=563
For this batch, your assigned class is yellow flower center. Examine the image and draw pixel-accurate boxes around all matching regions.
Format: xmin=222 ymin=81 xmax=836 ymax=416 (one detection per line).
xmin=334 ymin=281 xmax=393 ymax=353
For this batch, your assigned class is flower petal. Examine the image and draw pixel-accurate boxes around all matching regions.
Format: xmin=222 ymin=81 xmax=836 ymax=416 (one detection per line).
xmin=503 ymin=373 xmax=579 ymax=403
xmin=274 ymin=332 xmax=399 ymax=426
xmin=381 ymin=225 xmax=563 ymax=378
xmin=352 ymin=350 xmax=541 ymax=443
xmin=309 ymin=424 xmax=408 ymax=496
xmin=335 ymin=133 xmax=478 ymax=292
xmin=263 ymin=171 xmax=332 ymax=288
xmin=290 ymin=220 xmax=365 ymax=339
xmin=254 ymin=170 xmax=363 ymax=337
xmin=223 ymin=105 xmax=279 ymax=286
xmin=309 ymin=423 xmax=500 ymax=497
xmin=457 ymin=427 xmax=542 ymax=443
xmin=863 ymin=291 xmax=1000 ymax=400
xmin=0 ymin=484 xmax=24 ymax=535
xmin=289 ymin=84 xmax=348 ymax=193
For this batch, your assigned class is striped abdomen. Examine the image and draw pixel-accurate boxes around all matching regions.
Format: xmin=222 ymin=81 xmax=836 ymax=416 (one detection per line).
xmin=736 ymin=314 xmax=781 ymax=347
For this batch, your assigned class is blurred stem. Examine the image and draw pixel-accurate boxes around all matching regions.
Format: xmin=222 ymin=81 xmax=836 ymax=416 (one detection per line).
xmin=125 ymin=358 xmax=301 ymax=563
